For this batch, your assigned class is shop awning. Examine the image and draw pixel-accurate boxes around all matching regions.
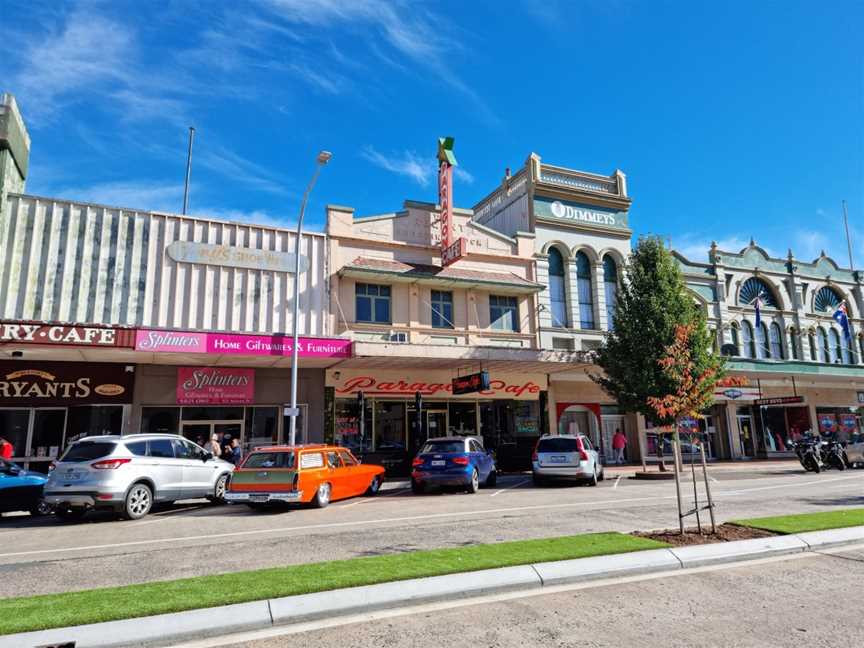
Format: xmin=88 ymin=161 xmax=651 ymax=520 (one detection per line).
xmin=338 ymin=257 xmax=544 ymax=294
xmin=332 ymin=340 xmax=593 ymax=375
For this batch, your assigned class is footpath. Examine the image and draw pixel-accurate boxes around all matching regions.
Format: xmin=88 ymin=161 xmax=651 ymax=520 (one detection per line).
xmin=2 ymin=508 xmax=863 ymax=648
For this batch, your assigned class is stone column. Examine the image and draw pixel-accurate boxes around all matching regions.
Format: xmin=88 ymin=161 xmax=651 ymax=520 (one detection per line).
xmin=536 ymin=256 xmax=553 ymax=329
xmin=594 ymin=261 xmax=607 ymax=331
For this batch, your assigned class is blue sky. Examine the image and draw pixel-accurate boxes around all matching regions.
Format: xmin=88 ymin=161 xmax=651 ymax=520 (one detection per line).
xmin=1 ymin=0 xmax=862 ymax=266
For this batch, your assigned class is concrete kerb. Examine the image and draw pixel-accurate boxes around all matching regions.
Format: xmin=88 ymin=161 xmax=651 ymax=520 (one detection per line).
xmin=5 ymin=525 xmax=864 ymax=648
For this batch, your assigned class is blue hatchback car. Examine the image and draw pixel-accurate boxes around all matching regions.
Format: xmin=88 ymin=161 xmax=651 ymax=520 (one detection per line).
xmin=0 ymin=458 xmax=51 ymax=516
xmin=411 ymin=436 xmax=497 ymax=494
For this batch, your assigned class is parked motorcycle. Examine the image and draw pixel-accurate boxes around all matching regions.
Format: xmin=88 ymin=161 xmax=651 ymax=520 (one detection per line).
xmin=790 ymin=437 xmax=823 ymax=473
xmin=820 ymin=440 xmax=847 ymax=471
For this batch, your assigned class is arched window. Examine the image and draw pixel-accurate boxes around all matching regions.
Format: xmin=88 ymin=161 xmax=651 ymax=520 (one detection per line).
xmin=828 ymin=329 xmax=842 ymax=363
xmin=603 ymin=255 xmax=618 ymax=331
xmin=814 ymin=286 xmax=843 ymax=313
xmin=739 ymin=277 xmax=778 ymax=308
xmin=817 ymin=327 xmax=829 ymax=363
xmin=789 ymin=328 xmax=799 ymax=360
xmin=769 ymin=323 xmax=784 ymax=359
xmin=575 ymin=251 xmax=595 ymax=330
xmin=808 ymin=332 xmax=817 ymax=361
xmin=741 ymin=320 xmax=755 ymax=358
xmin=730 ymin=324 xmax=741 ymax=356
xmin=841 ymin=335 xmax=852 ymax=365
xmin=755 ymin=322 xmax=770 ymax=359
xmin=548 ymin=248 xmax=568 ymax=328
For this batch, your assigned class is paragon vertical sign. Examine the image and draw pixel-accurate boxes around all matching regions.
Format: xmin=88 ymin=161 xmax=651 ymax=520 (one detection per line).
xmin=438 ymin=136 xmax=465 ymax=267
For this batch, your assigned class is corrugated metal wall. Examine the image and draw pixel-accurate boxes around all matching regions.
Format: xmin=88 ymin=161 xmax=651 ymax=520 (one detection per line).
xmin=0 ymin=194 xmax=328 ymax=335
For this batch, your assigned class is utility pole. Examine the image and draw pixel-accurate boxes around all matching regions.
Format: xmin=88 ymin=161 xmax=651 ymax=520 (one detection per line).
xmin=182 ymin=127 xmax=195 ymax=215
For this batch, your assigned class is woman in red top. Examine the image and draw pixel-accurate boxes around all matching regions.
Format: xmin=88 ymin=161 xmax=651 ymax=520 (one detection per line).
xmin=0 ymin=437 xmax=13 ymax=460
xmin=612 ymin=429 xmax=627 ymax=465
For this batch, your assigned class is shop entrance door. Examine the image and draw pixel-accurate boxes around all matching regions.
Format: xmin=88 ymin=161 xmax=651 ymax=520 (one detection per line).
xmin=181 ymin=420 xmax=244 ymax=453
xmin=0 ymin=408 xmax=67 ymax=472
xmin=426 ymin=410 xmax=448 ymax=439
xmin=736 ymin=414 xmax=756 ymax=458
xmin=601 ymin=416 xmax=625 ymax=464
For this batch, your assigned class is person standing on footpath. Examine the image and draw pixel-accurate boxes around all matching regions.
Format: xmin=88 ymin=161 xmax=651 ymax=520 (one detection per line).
xmin=0 ymin=437 xmax=12 ymax=460
xmin=612 ymin=429 xmax=627 ymax=464
xmin=206 ymin=433 xmax=222 ymax=458
xmin=229 ymin=438 xmax=243 ymax=465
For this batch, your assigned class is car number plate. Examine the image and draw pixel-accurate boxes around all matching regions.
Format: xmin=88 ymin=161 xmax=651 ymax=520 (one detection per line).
xmin=249 ymin=495 xmax=269 ymax=503
xmin=62 ymin=471 xmax=84 ymax=481
xmin=550 ymin=456 xmax=567 ymax=463
xmin=431 ymin=460 xmax=445 ymax=466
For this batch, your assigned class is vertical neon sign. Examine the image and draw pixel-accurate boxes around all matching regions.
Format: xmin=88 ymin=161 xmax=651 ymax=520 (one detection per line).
xmin=437 ymin=136 xmax=464 ymax=266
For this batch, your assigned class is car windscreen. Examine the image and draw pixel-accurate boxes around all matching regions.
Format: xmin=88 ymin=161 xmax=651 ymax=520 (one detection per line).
xmin=537 ymin=438 xmax=578 ymax=453
xmin=420 ymin=441 xmax=465 ymax=454
xmin=243 ymin=452 xmax=294 ymax=469
xmin=60 ymin=441 xmax=118 ymax=463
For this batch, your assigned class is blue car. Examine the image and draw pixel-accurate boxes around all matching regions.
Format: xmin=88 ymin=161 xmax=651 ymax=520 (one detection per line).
xmin=411 ymin=436 xmax=497 ymax=494
xmin=0 ymin=458 xmax=51 ymax=516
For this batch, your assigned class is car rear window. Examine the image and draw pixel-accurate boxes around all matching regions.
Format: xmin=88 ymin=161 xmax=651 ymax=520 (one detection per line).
xmin=243 ymin=452 xmax=294 ymax=469
xmin=60 ymin=441 xmax=117 ymax=462
xmin=537 ymin=438 xmax=578 ymax=453
xmin=420 ymin=441 xmax=465 ymax=454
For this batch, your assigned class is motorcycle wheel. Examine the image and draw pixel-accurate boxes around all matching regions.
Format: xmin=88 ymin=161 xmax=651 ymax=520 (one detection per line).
xmin=832 ymin=455 xmax=846 ymax=471
xmin=804 ymin=456 xmax=820 ymax=473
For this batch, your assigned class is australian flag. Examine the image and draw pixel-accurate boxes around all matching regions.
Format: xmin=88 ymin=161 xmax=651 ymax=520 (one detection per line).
xmin=754 ymin=293 xmax=762 ymax=328
xmin=833 ymin=302 xmax=852 ymax=341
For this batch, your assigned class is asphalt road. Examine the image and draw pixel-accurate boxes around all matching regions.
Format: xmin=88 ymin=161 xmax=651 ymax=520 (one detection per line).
xmin=203 ymin=543 xmax=864 ymax=648
xmin=2 ymin=462 xmax=863 ymax=598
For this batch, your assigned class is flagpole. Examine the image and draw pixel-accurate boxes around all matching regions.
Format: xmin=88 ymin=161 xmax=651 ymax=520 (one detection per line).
xmin=842 ymin=200 xmax=855 ymax=271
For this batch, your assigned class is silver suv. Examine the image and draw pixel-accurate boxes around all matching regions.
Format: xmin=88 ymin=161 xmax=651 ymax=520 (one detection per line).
xmin=532 ymin=434 xmax=604 ymax=486
xmin=45 ymin=434 xmax=235 ymax=521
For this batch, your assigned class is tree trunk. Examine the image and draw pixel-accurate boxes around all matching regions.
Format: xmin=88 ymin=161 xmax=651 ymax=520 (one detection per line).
xmin=656 ymin=436 xmax=667 ymax=472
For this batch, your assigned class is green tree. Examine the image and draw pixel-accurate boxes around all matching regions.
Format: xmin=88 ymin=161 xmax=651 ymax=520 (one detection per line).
xmin=591 ymin=236 xmax=725 ymax=470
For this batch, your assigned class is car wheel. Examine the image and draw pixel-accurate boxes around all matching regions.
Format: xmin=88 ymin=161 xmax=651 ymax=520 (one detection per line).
xmin=124 ymin=483 xmax=153 ymax=520
xmin=31 ymin=499 xmax=53 ymax=517
xmin=246 ymin=503 xmax=268 ymax=511
xmin=467 ymin=469 xmax=480 ymax=494
xmin=312 ymin=482 xmax=331 ymax=508
xmin=211 ymin=474 xmax=229 ymax=504
xmin=366 ymin=475 xmax=382 ymax=496
xmin=55 ymin=507 xmax=86 ymax=522
xmin=411 ymin=479 xmax=425 ymax=495
xmin=598 ymin=467 xmax=605 ymax=482
xmin=484 ymin=469 xmax=497 ymax=488
xmin=532 ymin=473 xmax=545 ymax=487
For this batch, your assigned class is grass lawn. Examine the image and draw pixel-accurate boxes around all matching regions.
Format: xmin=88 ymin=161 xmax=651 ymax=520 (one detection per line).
xmin=0 ymin=532 xmax=666 ymax=636
xmin=734 ymin=508 xmax=864 ymax=534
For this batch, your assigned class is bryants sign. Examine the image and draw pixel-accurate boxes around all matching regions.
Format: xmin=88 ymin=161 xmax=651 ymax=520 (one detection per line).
xmin=0 ymin=361 xmax=134 ymax=406
xmin=330 ymin=370 xmax=545 ymax=401
xmin=177 ymin=367 xmax=255 ymax=405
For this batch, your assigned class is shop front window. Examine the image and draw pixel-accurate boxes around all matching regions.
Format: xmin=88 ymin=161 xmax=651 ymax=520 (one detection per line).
xmin=282 ymin=405 xmax=307 ymax=445
xmin=141 ymin=407 xmax=180 ymax=435
xmin=448 ymin=402 xmax=477 ymax=436
xmin=67 ymin=406 xmax=123 ymax=443
xmin=247 ymin=406 xmax=279 ymax=449
xmin=0 ymin=409 xmax=31 ymax=457
xmin=182 ymin=407 xmax=245 ymax=421
xmin=374 ymin=401 xmax=405 ymax=452
xmin=335 ymin=399 xmax=372 ymax=454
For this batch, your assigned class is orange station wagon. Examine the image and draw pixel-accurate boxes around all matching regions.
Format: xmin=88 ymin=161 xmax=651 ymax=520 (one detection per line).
xmin=224 ymin=445 xmax=385 ymax=509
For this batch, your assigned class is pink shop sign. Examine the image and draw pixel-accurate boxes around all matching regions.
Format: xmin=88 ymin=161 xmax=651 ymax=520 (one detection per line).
xmin=136 ymin=329 xmax=351 ymax=358
xmin=177 ymin=367 xmax=255 ymax=405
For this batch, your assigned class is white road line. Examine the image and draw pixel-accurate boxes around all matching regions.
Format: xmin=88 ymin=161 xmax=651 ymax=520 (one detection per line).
xmin=490 ymin=478 xmax=530 ymax=497
xmin=613 ymin=475 xmax=623 ymax=489
xmin=4 ymin=472 xmax=862 ymax=560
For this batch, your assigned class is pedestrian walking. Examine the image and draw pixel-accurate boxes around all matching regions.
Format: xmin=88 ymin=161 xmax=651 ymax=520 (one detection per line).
xmin=229 ymin=438 xmax=243 ymax=465
xmin=612 ymin=429 xmax=627 ymax=464
xmin=0 ymin=437 xmax=12 ymax=460
xmin=206 ymin=433 xmax=221 ymax=457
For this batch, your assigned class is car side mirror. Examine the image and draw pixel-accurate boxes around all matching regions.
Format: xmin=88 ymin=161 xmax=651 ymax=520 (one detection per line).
xmin=202 ymin=451 xmax=213 ymax=462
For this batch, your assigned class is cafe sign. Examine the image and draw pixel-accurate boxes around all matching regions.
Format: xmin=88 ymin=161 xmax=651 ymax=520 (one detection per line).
xmin=177 ymin=367 xmax=255 ymax=405
xmin=166 ymin=241 xmax=309 ymax=273
xmin=0 ymin=361 xmax=134 ymax=406
xmin=0 ymin=322 xmax=135 ymax=347
xmin=328 ymin=369 xmax=546 ymax=400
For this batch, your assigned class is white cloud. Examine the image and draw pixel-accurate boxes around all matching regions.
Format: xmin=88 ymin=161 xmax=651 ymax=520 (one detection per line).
xmin=197 ymin=147 xmax=293 ymax=196
xmin=454 ymin=167 xmax=475 ymax=185
xmin=190 ymin=206 xmax=302 ymax=230
xmin=361 ymin=146 xmax=434 ymax=187
xmin=54 ymin=180 xmax=185 ymax=213
xmin=671 ymin=234 xmax=770 ymax=263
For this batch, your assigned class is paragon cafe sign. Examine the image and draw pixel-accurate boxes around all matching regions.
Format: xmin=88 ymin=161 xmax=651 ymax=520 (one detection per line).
xmin=0 ymin=362 xmax=134 ymax=406
xmin=329 ymin=369 xmax=546 ymax=400
xmin=437 ymin=136 xmax=465 ymax=267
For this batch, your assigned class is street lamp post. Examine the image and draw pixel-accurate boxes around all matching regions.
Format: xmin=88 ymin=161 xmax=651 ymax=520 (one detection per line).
xmin=288 ymin=150 xmax=332 ymax=446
